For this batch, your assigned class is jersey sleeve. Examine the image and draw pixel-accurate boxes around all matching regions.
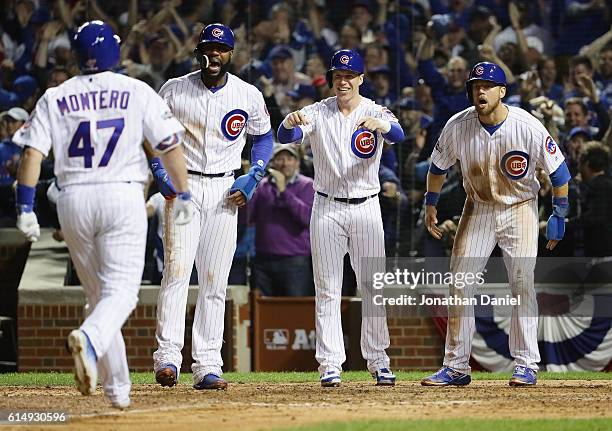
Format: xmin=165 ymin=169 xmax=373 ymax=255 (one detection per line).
xmin=535 ymin=130 xmax=565 ymax=175
xmin=430 ymin=122 xmax=457 ymax=171
xmin=374 ymin=104 xmax=401 ymax=145
xmin=12 ymin=93 xmax=53 ymax=156
xmin=144 ymin=85 xmax=185 ymax=153
xmin=245 ymin=87 xmax=272 ymax=136
xmin=297 ymin=102 xmax=318 ymax=139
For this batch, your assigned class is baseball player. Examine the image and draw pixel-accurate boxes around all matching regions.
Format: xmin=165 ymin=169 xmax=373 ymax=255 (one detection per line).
xmin=13 ymin=21 xmax=193 ymax=408
xmin=421 ymin=62 xmax=571 ymax=387
xmin=152 ymin=23 xmax=273 ymax=390
xmin=277 ymin=49 xmax=404 ymax=387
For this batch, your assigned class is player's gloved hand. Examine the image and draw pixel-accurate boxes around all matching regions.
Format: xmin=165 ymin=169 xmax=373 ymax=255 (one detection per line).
xmin=173 ymin=191 xmax=194 ymax=225
xmin=356 ymin=117 xmax=391 ymax=133
xmin=17 ymin=212 xmax=40 ymax=242
xmin=149 ymin=157 xmax=177 ymax=200
xmin=229 ymin=165 xmax=265 ymax=202
xmin=16 ymin=184 xmax=40 ymax=242
xmin=546 ymin=196 xmax=569 ymax=250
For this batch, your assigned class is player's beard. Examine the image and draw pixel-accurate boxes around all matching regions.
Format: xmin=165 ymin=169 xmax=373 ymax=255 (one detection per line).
xmin=476 ymin=96 xmax=500 ymax=116
xmin=202 ymin=59 xmax=232 ymax=80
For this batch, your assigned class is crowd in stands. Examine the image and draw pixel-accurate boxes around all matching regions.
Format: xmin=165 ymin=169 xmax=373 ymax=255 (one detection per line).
xmin=1 ymin=0 xmax=611 ymax=293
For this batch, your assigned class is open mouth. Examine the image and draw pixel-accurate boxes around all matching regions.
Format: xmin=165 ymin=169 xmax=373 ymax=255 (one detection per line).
xmin=337 ymin=87 xmax=350 ymax=93
xmin=477 ymin=96 xmax=487 ymax=108
xmin=207 ymin=58 xmax=222 ymax=73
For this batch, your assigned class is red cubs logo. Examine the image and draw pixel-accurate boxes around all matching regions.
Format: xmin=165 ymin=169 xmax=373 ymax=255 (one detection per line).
xmin=212 ymin=28 xmax=223 ymax=38
xmin=351 ymin=129 xmax=378 ymax=159
xmin=221 ymin=109 xmax=249 ymax=141
xmin=475 ymin=65 xmax=484 ymax=75
xmin=340 ymin=55 xmax=350 ymax=65
xmin=500 ymin=150 xmax=529 ymax=180
xmin=545 ymin=136 xmax=557 ymax=155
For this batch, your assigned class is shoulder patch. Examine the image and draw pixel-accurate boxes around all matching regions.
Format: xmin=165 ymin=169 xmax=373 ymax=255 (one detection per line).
xmin=545 ymin=136 xmax=557 ymax=155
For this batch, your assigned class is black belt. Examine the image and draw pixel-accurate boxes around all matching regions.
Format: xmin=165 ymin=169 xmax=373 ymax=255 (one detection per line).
xmin=188 ymin=169 xmax=234 ymax=178
xmin=317 ymin=191 xmax=377 ymax=204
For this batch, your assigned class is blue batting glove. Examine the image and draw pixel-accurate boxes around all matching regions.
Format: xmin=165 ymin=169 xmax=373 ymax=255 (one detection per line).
xmin=546 ymin=196 xmax=569 ymax=241
xmin=149 ymin=157 xmax=177 ymax=200
xmin=230 ymin=165 xmax=265 ymax=202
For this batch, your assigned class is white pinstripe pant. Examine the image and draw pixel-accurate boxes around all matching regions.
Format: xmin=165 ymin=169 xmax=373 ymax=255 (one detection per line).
xmin=153 ymin=176 xmax=236 ymax=382
xmin=310 ymin=194 xmax=391 ymax=375
xmin=444 ymin=198 xmax=541 ymax=374
xmin=57 ymin=182 xmax=146 ymax=403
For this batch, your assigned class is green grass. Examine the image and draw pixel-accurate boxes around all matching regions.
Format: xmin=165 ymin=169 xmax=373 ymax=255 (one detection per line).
xmin=277 ymin=419 xmax=612 ymax=431
xmin=0 ymin=370 xmax=610 ymax=386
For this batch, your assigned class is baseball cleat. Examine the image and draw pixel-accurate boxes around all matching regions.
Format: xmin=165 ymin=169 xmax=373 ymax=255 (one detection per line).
xmin=194 ymin=373 xmax=228 ymax=390
xmin=372 ymin=368 xmax=396 ymax=386
xmin=421 ymin=366 xmax=471 ymax=386
xmin=509 ymin=365 xmax=537 ymax=386
xmin=67 ymin=329 xmax=98 ymax=395
xmin=320 ymin=370 xmax=341 ymax=387
xmin=110 ymin=397 xmax=131 ymax=410
xmin=155 ymin=364 xmax=178 ymax=387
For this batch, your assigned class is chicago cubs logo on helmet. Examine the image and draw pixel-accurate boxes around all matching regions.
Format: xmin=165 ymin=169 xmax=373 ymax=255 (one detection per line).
xmin=351 ymin=128 xmax=378 ymax=159
xmin=340 ymin=55 xmax=350 ymax=65
xmin=211 ymin=28 xmax=223 ymax=38
xmin=221 ymin=109 xmax=248 ymax=141
xmin=545 ymin=136 xmax=557 ymax=155
xmin=475 ymin=65 xmax=484 ymax=75
xmin=500 ymin=150 xmax=529 ymax=180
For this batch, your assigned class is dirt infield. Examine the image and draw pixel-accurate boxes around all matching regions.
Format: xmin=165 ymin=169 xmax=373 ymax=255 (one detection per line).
xmin=2 ymin=380 xmax=612 ymax=430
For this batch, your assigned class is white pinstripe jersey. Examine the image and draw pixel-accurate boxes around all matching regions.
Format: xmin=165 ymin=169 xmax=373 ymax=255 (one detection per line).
xmin=13 ymin=71 xmax=184 ymax=187
xmin=431 ymin=105 xmax=565 ymax=205
xmin=297 ymin=96 xmax=399 ymax=198
xmin=159 ymin=71 xmax=271 ymax=173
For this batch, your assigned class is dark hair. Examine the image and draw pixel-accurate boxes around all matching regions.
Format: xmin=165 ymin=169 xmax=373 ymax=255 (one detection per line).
xmin=570 ymin=55 xmax=593 ymax=71
xmin=50 ymin=66 xmax=72 ymax=79
xmin=580 ymin=141 xmax=610 ymax=172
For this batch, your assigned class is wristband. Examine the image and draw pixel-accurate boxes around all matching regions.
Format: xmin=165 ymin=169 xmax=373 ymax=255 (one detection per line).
xmin=552 ymin=196 xmax=569 ymax=218
xmin=16 ymin=183 xmax=36 ymax=213
xmin=425 ymin=191 xmax=440 ymax=206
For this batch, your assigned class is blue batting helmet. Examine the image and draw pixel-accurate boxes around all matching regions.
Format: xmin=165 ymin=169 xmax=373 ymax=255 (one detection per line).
xmin=326 ymin=49 xmax=364 ymax=88
xmin=465 ymin=61 xmax=507 ymax=102
xmin=197 ymin=23 xmax=235 ymax=50
xmin=73 ymin=21 xmax=120 ymax=73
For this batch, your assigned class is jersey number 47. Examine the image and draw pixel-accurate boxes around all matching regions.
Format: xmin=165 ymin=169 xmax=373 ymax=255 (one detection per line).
xmin=68 ymin=118 xmax=125 ymax=168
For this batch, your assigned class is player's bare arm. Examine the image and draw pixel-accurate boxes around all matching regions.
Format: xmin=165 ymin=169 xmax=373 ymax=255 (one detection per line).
xmin=424 ymin=171 xmax=446 ymax=240
xmin=546 ymin=183 xmax=569 ymax=251
xmin=15 ymin=147 xmax=44 ymax=242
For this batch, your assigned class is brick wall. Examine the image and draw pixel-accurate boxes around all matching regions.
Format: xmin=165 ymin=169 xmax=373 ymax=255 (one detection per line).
xmin=17 ymin=301 xmax=443 ymax=372
xmin=17 ymin=303 xmax=236 ymax=373
xmin=387 ymin=317 xmax=444 ymax=370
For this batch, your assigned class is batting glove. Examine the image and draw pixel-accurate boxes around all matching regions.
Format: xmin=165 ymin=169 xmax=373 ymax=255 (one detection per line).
xmin=546 ymin=196 xmax=569 ymax=241
xmin=17 ymin=212 xmax=40 ymax=242
xmin=149 ymin=157 xmax=177 ymax=200
xmin=173 ymin=191 xmax=194 ymax=225
xmin=230 ymin=165 xmax=265 ymax=202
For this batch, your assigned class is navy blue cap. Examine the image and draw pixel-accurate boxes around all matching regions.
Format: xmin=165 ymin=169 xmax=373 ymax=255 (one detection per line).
xmin=568 ymin=127 xmax=592 ymax=140
xmin=369 ymin=65 xmax=392 ymax=76
xmin=397 ymin=97 xmax=421 ymax=111
xmin=269 ymin=45 xmax=293 ymax=61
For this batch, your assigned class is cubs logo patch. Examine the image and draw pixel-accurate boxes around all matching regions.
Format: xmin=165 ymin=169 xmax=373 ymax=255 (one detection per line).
xmin=221 ymin=109 xmax=248 ymax=141
xmin=340 ymin=55 xmax=350 ymax=65
xmin=351 ymin=128 xmax=378 ymax=159
xmin=500 ymin=150 xmax=529 ymax=180
xmin=475 ymin=65 xmax=484 ymax=75
xmin=545 ymin=136 xmax=557 ymax=155
xmin=212 ymin=28 xmax=223 ymax=38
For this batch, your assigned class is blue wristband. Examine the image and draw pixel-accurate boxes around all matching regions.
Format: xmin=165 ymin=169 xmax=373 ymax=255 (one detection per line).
xmin=149 ymin=157 xmax=163 ymax=173
xmin=16 ymin=183 xmax=36 ymax=213
xmin=178 ymin=191 xmax=191 ymax=201
xmin=425 ymin=191 xmax=440 ymax=206
xmin=249 ymin=165 xmax=265 ymax=182
xmin=552 ymin=196 xmax=569 ymax=218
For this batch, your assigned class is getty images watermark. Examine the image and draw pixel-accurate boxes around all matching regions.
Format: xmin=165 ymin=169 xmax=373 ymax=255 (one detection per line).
xmin=370 ymin=268 xmax=521 ymax=307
